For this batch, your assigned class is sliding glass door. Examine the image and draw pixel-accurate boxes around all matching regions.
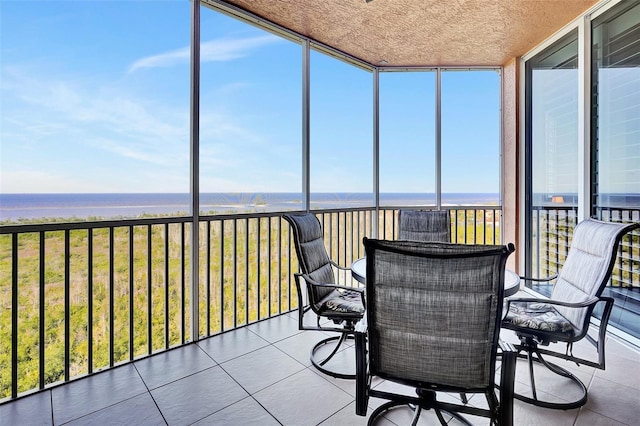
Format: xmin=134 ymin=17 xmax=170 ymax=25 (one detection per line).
xmin=524 ymin=31 xmax=579 ymax=295
xmin=524 ymin=0 xmax=640 ymax=338
xmin=591 ymin=1 xmax=640 ymax=336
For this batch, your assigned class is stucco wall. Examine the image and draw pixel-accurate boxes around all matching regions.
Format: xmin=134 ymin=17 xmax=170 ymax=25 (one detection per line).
xmin=502 ymin=58 xmax=520 ymax=271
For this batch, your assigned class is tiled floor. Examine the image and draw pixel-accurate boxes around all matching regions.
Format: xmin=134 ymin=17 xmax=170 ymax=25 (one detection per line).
xmin=2 ymin=309 xmax=640 ymax=425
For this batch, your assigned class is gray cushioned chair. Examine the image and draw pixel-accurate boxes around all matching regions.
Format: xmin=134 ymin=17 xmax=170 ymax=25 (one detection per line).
xmin=398 ymin=209 xmax=470 ymax=402
xmin=502 ymin=218 xmax=639 ymax=409
xmin=398 ymin=209 xmax=451 ymax=242
xmin=283 ymin=213 xmax=365 ymax=379
xmin=356 ymin=238 xmax=516 ymax=425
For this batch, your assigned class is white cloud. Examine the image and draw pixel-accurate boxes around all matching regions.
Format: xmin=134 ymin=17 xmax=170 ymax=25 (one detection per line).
xmin=3 ymin=68 xmax=191 ymax=165
xmin=2 ymin=65 xmax=290 ymax=192
xmin=3 ymin=49 xmax=309 ymax=192
xmin=128 ymin=35 xmax=280 ymax=73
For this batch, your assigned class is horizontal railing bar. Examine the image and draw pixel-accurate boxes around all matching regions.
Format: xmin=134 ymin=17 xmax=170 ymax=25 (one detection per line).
xmin=377 ymin=205 xmax=502 ymax=212
xmin=0 ymin=216 xmax=193 ymax=234
xmin=531 ymin=206 xmax=579 ymax=211
xmin=2 ymin=205 xmax=506 ymax=234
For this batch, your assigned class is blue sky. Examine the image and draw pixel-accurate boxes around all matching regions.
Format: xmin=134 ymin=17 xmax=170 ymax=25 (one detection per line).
xmin=1 ymin=0 xmax=500 ymax=195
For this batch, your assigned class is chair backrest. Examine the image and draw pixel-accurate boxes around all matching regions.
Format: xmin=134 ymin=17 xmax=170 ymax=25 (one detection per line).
xmin=398 ymin=210 xmax=451 ymax=242
xmin=551 ymin=218 xmax=639 ymax=333
xmin=363 ymin=238 xmax=514 ymax=390
xmin=283 ymin=213 xmax=336 ymax=302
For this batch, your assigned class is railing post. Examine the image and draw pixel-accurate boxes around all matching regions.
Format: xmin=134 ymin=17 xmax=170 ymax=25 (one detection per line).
xmin=302 ymin=39 xmax=310 ymax=212
xmin=435 ymin=68 xmax=442 ymax=210
xmin=11 ymin=234 xmax=18 ymax=399
xmin=189 ymin=0 xmax=200 ymax=342
xmin=373 ymin=68 xmax=380 ymax=238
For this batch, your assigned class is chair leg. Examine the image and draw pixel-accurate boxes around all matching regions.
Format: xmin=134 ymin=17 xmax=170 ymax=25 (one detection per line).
xmin=355 ymin=331 xmax=368 ymax=416
xmin=527 ymin=351 xmax=537 ymax=400
xmin=409 ymin=404 xmax=422 ymax=426
xmin=310 ymin=333 xmax=355 ymax=379
xmin=366 ymin=390 xmax=473 ymax=426
xmin=499 ymin=347 xmax=516 ymax=426
xmin=514 ymin=350 xmax=588 ymax=410
xmin=367 ymin=401 xmax=435 ymax=426
xmin=319 ymin=332 xmax=348 ymax=366
xmin=368 ymin=401 xmax=405 ymax=426
xmin=433 ymin=408 xmax=448 ymax=425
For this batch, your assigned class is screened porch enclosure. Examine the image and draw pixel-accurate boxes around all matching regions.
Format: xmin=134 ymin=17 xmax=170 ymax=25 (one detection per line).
xmin=1 ymin=1 xmax=639 ymax=422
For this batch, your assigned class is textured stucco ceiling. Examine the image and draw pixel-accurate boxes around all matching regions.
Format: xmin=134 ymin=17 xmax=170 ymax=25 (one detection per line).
xmin=210 ymin=0 xmax=599 ymax=67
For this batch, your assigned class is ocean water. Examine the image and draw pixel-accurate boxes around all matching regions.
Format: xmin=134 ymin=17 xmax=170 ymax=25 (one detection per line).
xmin=0 ymin=193 xmax=501 ymax=222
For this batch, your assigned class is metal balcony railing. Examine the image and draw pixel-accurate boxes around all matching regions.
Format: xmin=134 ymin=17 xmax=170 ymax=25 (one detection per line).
xmin=0 ymin=206 xmax=502 ymax=402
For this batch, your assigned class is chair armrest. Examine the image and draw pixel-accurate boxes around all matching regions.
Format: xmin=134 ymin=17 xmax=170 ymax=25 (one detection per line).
xmin=302 ymin=273 xmax=366 ymax=309
xmin=302 ymin=273 xmax=364 ymax=292
xmin=518 ymin=273 xmax=558 ymax=282
xmin=329 ymin=259 xmax=351 ymax=272
xmin=506 ymin=296 xmax=599 ymax=311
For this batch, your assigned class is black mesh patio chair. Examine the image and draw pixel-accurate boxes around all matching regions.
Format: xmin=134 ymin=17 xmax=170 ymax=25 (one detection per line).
xmin=283 ymin=213 xmax=365 ymax=379
xmin=356 ymin=238 xmax=516 ymax=426
xmin=398 ymin=209 xmax=472 ymax=404
xmin=398 ymin=209 xmax=451 ymax=242
xmin=502 ymin=218 xmax=639 ymax=410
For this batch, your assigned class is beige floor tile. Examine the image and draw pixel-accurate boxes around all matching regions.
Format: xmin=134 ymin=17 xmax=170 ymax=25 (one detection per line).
xmin=584 ymin=376 xmax=640 ymax=425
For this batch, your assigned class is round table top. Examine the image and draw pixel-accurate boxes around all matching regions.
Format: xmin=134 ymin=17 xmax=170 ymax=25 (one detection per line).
xmin=350 ymin=257 xmax=520 ymax=297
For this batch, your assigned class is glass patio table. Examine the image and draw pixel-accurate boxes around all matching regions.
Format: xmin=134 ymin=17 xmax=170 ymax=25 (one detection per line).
xmin=351 ymin=257 xmax=521 ymax=297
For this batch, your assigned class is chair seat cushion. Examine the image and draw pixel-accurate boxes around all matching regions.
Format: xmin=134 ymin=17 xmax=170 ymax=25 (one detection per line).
xmin=318 ymin=289 xmax=364 ymax=317
xmin=503 ymin=302 xmax=575 ymax=338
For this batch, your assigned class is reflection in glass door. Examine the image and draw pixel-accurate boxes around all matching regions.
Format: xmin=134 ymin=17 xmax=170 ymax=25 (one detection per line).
xmin=525 ymin=31 xmax=579 ymax=295
xmin=591 ymin=1 xmax=640 ymax=338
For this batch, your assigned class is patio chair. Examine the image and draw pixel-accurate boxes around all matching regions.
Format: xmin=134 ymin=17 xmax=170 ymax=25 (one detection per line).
xmin=356 ymin=238 xmax=517 ymax=425
xmin=283 ymin=213 xmax=365 ymax=379
xmin=502 ymin=218 xmax=639 ymax=409
xmin=398 ymin=209 xmax=451 ymax=242
xmin=398 ymin=208 xmax=473 ymax=403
